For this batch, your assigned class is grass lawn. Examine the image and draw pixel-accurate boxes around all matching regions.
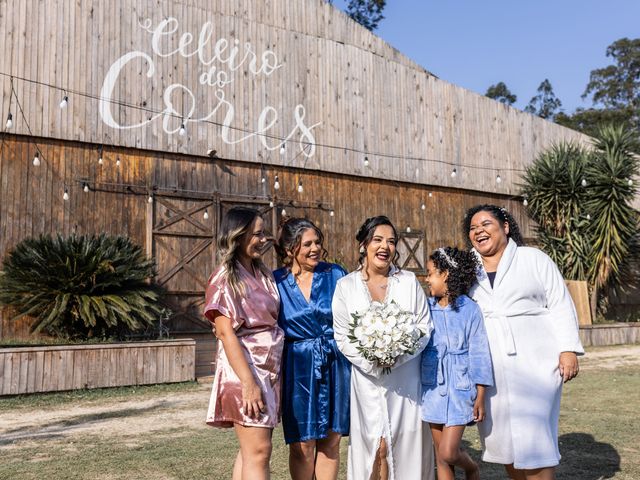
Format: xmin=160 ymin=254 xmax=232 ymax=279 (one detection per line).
xmin=0 ymin=355 xmax=637 ymax=479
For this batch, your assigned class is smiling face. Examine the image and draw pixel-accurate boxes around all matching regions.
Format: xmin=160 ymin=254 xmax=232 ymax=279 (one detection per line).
xmin=426 ymin=260 xmax=448 ymax=299
xmin=239 ymin=216 xmax=267 ymax=262
xmin=468 ymin=210 xmax=510 ymax=258
xmin=293 ymin=228 xmax=322 ymax=272
xmin=364 ymin=225 xmax=397 ymax=274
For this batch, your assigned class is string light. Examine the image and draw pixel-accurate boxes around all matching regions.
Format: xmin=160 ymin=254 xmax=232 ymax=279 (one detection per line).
xmin=274 ymin=175 xmax=280 ymax=190
xmin=116 ymin=158 xmax=121 ymax=167
xmin=98 ymin=146 xmax=103 ymax=165
xmin=297 ymin=181 xmax=304 ymax=193
xmin=586 ymin=213 xmax=591 ymax=220
xmin=179 ymin=122 xmax=187 ymax=136
xmin=523 ymin=197 xmax=528 ymax=206
xmin=269 ymin=201 xmax=274 ymax=208
xmin=83 ymin=183 xmax=90 ymax=193
xmin=148 ymin=194 xmax=153 ymax=204
xmin=261 ymin=177 xmax=266 ymax=184
xmin=451 ymin=168 xmax=457 ymax=178
xmin=203 ymin=209 xmax=209 ymax=220
xmin=628 ymin=178 xmax=634 ymax=186
xmin=496 ymin=174 xmax=502 ymax=184
xmin=32 ymin=152 xmax=40 ymax=166
xmin=581 ymin=178 xmax=587 ymax=187
xmin=329 ymin=210 xmax=335 ymax=217
xmin=63 ymin=188 xmax=69 ymax=201
xmin=59 ymin=95 xmax=69 ymax=109
xmin=406 ymin=226 xmax=411 ymax=233
xmin=428 ymin=192 xmax=433 ymax=198
xmin=281 ymin=208 xmax=287 ymax=216
xmin=364 ymin=156 xmax=369 ymax=167
xmin=280 ymin=142 xmax=286 ymax=155
xmin=5 ymin=112 xmax=13 ymax=129
xmin=421 ymin=203 xmax=426 ymax=210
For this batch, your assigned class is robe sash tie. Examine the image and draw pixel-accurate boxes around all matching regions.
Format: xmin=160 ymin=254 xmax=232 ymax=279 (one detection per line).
xmin=286 ymin=334 xmax=334 ymax=380
xmin=484 ymin=312 xmax=517 ymax=355
xmin=437 ymin=345 xmax=469 ymax=396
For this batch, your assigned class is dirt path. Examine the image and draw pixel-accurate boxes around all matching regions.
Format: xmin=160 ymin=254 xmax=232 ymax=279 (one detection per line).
xmin=1 ymin=345 xmax=638 ymax=445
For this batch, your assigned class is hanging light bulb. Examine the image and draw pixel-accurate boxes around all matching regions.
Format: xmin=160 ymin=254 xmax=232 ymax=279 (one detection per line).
xmin=297 ymin=181 xmax=304 ymax=193
xmin=148 ymin=195 xmax=153 ymax=204
xmin=83 ymin=183 xmax=90 ymax=193
xmin=451 ymin=168 xmax=457 ymax=178
xmin=280 ymin=142 xmax=286 ymax=155
xmin=523 ymin=198 xmax=528 ymax=206
xmin=364 ymin=156 xmax=369 ymax=167
xmin=406 ymin=226 xmax=412 ymax=233
xmin=329 ymin=210 xmax=335 ymax=217
xmin=203 ymin=209 xmax=209 ymax=220
xmin=274 ymin=175 xmax=280 ymax=190
xmin=269 ymin=200 xmax=274 ymax=208
xmin=586 ymin=213 xmax=591 ymax=220
xmin=628 ymin=178 xmax=634 ymax=186
xmin=428 ymin=192 xmax=433 ymax=198
xmin=116 ymin=158 xmax=121 ymax=167
xmin=281 ymin=208 xmax=287 ymax=216
xmin=5 ymin=112 xmax=13 ymax=129
xmin=496 ymin=174 xmax=502 ymax=184
xmin=421 ymin=203 xmax=426 ymax=210
xmin=581 ymin=178 xmax=587 ymax=187
xmin=179 ymin=122 xmax=186 ymax=136
xmin=32 ymin=152 xmax=40 ymax=166
xmin=63 ymin=188 xmax=69 ymax=201
xmin=59 ymin=95 xmax=69 ymax=109
xmin=261 ymin=177 xmax=266 ymax=184
xmin=98 ymin=154 xmax=103 ymax=165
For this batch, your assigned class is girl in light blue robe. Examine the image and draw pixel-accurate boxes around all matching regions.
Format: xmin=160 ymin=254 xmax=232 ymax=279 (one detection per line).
xmin=420 ymin=247 xmax=493 ymax=480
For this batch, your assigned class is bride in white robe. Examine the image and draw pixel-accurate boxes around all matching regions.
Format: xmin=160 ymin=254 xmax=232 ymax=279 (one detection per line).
xmin=332 ymin=216 xmax=435 ymax=480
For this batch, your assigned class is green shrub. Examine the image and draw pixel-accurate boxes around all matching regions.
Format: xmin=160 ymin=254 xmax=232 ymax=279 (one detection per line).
xmin=0 ymin=234 xmax=166 ymax=339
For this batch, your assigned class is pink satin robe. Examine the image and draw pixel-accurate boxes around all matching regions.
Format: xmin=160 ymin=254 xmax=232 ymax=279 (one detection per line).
xmin=204 ymin=262 xmax=284 ymax=428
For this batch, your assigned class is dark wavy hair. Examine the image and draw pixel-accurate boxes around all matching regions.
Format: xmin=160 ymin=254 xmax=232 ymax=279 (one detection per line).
xmin=275 ymin=217 xmax=328 ymax=270
xmin=355 ymin=216 xmax=400 ymax=276
xmin=463 ymin=204 xmax=525 ymax=248
xmin=429 ymin=247 xmax=480 ymax=311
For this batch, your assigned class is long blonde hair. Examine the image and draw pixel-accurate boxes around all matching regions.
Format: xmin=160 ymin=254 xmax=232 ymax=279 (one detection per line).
xmin=217 ymin=207 xmax=271 ymax=296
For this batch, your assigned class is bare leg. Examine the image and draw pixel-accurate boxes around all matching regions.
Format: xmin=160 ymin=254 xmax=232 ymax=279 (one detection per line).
xmin=315 ymin=431 xmax=342 ymax=480
xmin=232 ymin=451 xmax=243 ymax=480
xmin=234 ymin=424 xmax=273 ymax=480
xmin=437 ymin=425 xmax=478 ymax=480
xmin=289 ymin=439 xmax=317 ymax=480
xmin=369 ymin=437 xmax=389 ymax=480
xmin=524 ymin=467 xmax=555 ymax=480
xmin=430 ymin=424 xmax=455 ymax=480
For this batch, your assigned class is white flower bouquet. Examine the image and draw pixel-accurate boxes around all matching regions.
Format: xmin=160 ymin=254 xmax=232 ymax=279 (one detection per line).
xmin=348 ymin=300 xmax=429 ymax=373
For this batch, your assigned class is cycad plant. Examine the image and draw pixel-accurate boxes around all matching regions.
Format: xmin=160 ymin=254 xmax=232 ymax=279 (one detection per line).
xmin=0 ymin=234 xmax=165 ymax=339
xmin=521 ymin=124 xmax=640 ymax=316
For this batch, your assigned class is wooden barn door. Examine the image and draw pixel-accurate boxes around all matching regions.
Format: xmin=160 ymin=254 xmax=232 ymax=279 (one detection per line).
xmin=147 ymin=195 xmax=276 ymax=377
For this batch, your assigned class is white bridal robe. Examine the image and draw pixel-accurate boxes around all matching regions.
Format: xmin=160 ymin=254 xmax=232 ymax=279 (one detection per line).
xmin=332 ymin=268 xmax=435 ymax=480
xmin=469 ymin=239 xmax=584 ymax=469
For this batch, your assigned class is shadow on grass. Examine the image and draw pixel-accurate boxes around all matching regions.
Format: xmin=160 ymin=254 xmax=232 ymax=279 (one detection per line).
xmin=0 ymin=402 xmax=170 ymax=446
xmin=458 ymin=433 xmax=620 ymax=480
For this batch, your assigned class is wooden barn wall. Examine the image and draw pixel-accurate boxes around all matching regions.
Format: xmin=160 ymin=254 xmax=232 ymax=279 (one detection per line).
xmin=0 ymin=134 xmax=532 ymax=336
xmin=0 ymin=0 xmax=591 ymax=199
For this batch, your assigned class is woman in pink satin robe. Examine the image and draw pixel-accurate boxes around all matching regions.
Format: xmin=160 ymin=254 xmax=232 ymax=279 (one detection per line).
xmin=204 ymin=207 xmax=284 ymax=480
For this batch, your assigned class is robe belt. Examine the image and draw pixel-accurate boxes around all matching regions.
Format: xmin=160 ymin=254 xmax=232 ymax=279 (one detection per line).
xmin=286 ymin=334 xmax=334 ymax=380
xmin=437 ymin=346 xmax=469 ymax=396
xmin=485 ymin=313 xmax=517 ymax=355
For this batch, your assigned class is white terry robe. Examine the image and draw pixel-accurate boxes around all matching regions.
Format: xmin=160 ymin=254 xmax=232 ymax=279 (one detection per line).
xmin=332 ymin=268 xmax=435 ymax=480
xmin=469 ymin=239 xmax=584 ymax=469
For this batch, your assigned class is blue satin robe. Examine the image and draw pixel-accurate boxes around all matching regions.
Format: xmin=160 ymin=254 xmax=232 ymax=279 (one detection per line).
xmin=274 ymin=262 xmax=351 ymax=444
xmin=421 ymin=295 xmax=494 ymax=426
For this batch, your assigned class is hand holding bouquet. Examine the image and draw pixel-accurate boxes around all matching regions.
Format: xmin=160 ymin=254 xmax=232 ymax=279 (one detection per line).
xmin=348 ymin=300 xmax=429 ymax=373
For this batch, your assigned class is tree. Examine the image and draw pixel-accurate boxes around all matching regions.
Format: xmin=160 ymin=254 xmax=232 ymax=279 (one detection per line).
xmin=345 ymin=0 xmax=386 ymax=31
xmin=524 ymin=79 xmax=563 ymax=120
xmin=521 ymin=124 xmax=640 ymax=317
xmin=485 ymin=82 xmax=517 ymax=105
xmin=0 ymin=234 xmax=166 ymax=339
xmin=556 ymin=38 xmax=640 ymax=139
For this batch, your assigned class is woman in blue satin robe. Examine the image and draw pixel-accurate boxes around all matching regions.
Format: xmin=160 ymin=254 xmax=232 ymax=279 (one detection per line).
xmin=274 ymin=218 xmax=351 ymax=480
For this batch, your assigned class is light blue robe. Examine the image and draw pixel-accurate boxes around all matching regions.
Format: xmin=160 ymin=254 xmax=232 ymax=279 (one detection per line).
xmin=421 ymin=295 xmax=493 ymax=426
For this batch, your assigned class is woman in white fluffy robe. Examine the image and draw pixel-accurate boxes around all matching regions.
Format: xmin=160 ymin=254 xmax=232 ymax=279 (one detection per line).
xmin=465 ymin=205 xmax=584 ymax=480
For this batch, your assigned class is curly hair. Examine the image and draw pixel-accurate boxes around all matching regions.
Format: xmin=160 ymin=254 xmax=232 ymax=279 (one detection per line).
xmin=462 ymin=204 xmax=525 ymax=248
xmin=355 ymin=216 xmax=400 ymax=277
xmin=275 ymin=217 xmax=328 ymax=270
xmin=217 ymin=207 xmax=271 ymax=296
xmin=429 ymin=247 xmax=480 ymax=311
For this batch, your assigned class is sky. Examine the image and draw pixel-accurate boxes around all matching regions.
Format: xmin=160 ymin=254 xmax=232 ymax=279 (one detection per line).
xmin=331 ymin=0 xmax=640 ymax=113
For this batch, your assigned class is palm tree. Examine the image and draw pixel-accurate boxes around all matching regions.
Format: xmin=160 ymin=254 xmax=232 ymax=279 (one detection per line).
xmin=521 ymin=124 xmax=639 ymax=317
xmin=0 ymin=234 xmax=166 ymax=339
